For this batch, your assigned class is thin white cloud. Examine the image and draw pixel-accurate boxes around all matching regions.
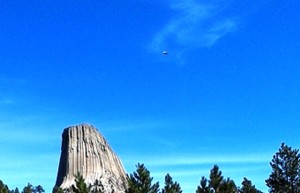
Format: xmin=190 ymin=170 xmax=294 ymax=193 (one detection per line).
xmin=149 ymin=0 xmax=237 ymax=52
xmin=150 ymin=164 xmax=267 ymax=178
xmin=123 ymin=153 xmax=271 ymax=167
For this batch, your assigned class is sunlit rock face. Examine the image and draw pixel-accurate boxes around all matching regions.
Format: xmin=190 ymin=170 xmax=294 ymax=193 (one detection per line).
xmin=55 ymin=124 xmax=127 ymax=193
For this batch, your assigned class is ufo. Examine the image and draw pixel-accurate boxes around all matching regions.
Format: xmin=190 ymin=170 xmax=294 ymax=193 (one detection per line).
xmin=162 ymin=50 xmax=168 ymax=55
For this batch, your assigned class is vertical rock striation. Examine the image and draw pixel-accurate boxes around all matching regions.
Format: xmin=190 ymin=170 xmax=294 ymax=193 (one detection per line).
xmin=55 ymin=124 xmax=127 ymax=193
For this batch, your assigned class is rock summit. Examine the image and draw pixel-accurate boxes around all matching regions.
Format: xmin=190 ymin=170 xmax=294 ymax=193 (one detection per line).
xmin=55 ymin=124 xmax=127 ymax=193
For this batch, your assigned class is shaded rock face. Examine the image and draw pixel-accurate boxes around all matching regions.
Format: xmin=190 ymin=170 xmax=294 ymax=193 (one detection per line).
xmin=55 ymin=124 xmax=127 ymax=193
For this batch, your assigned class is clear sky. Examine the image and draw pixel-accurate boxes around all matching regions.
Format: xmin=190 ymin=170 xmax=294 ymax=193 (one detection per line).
xmin=0 ymin=0 xmax=300 ymax=192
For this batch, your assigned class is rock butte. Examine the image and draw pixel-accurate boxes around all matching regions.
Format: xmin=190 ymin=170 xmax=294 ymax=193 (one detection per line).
xmin=55 ymin=124 xmax=127 ymax=193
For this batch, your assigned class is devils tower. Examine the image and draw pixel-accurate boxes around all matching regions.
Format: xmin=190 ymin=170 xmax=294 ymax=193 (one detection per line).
xmin=55 ymin=124 xmax=127 ymax=193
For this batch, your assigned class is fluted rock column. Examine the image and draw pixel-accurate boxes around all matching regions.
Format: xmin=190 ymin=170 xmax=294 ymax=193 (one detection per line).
xmin=55 ymin=124 xmax=127 ymax=193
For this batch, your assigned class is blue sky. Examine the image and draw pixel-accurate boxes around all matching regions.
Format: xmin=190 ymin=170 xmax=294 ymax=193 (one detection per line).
xmin=0 ymin=0 xmax=300 ymax=192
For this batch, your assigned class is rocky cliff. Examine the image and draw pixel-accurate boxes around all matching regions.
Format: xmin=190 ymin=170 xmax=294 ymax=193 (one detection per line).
xmin=55 ymin=124 xmax=127 ymax=193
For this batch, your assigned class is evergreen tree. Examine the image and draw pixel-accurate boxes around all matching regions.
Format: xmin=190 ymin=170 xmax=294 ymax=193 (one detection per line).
xmin=22 ymin=184 xmax=33 ymax=193
xmin=72 ymin=172 xmax=90 ymax=193
xmin=219 ymin=178 xmax=237 ymax=193
xmin=196 ymin=177 xmax=211 ymax=193
xmin=52 ymin=186 xmax=64 ymax=193
xmin=239 ymin=178 xmax=262 ymax=193
xmin=162 ymin=174 xmax=182 ymax=193
xmin=126 ymin=163 xmax=159 ymax=193
xmin=0 ymin=180 xmax=10 ymax=193
xmin=33 ymin=186 xmax=44 ymax=193
xmin=209 ymin=165 xmax=224 ymax=192
xmin=196 ymin=165 xmax=237 ymax=193
xmin=266 ymin=143 xmax=300 ymax=193
xmin=11 ymin=188 xmax=20 ymax=193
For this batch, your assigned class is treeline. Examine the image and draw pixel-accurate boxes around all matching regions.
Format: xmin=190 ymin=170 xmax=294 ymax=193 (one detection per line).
xmin=127 ymin=163 xmax=262 ymax=193
xmin=128 ymin=143 xmax=300 ymax=193
xmin=0 ymin=182 xmax=44 ymax=193
xmin=1 ymin=143 xmax=300 ymax=193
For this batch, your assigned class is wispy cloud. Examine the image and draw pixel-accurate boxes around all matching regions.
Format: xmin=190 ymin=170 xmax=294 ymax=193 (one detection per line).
xmin=149 ymin=0 xmax=237 ymax=52
xmin=150 ymin=164 xmax=267 ymax=179
xmin=122 ymin=153 xmax=271 ymax=167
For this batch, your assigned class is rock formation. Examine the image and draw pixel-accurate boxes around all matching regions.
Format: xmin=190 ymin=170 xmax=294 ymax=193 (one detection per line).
xmin=55 ymin=124 xmax=127 ymax=193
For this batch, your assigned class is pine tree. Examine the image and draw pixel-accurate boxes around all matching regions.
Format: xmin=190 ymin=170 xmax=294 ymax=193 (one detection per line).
xmin=196 ymin=177 xmax=211 ymax=193
xmin=126 ymin=163 xmax=159 ymax=193
xmin=33 ymin=186 xmax=44 ymax=193
xmin=52 ymin=186 xmax=64 ymax=193
xmin=209 ymin=165 xmax=224 ymax=192
xmin=22 ymin=184 xmax=33 ymax=193
xmin=219 ymin=178 xmax=237 ymax=193
xmin=266 ymin=143 xmax=300 ymax=193
xmin=72 ymin=172 xmax=90 ymax=193
xmin=0 ymin=180 xmax=10 ymax=193
xmin=239 ymin=178 xmax=262 ymax=193
xmin=162 ymin=174 xmax=182 ymax=193
xmin=11 ymin=188 xmax=20 ymax=193
xmin=196 ymin=165 xmax=237 ymax=193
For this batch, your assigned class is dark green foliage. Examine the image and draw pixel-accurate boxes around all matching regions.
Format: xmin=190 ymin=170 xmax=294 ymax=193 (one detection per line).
xmin=196 ymin=165 xmax=237 ymax=193
xmin=22 ymin=184 xmax=34 ymax=193
xmin=239 ymin=178 xmax=262 ymax=193
xmin=162 ymin=174 xmax=182 ymax=193
xmin=266 ymin=143 xmax=300 ymax=193
xmin=33 ymin=186 xmax=44 ymax=193
xmin=196 ymin=177 xmax=210 ymax=193
xmin=53 ymin=177 xmax=109 ymax=193
xmin=126 ymin=163 xmax=159 ymax=193
xmin=1 ymin=182 xmax=43 ymax=193
xmin=219 ymin=178 xmax=237 ymax=193
xmin=11 ymin=188 xmax=20 ymax=193
xmin=52 ymin=186 xmax=64 ymax=193
xmin=0 ymin=182 xmax=42 ymax=193
xmin=22 ymin=184 xmax=44 ymax=193
xmin=0 ymin=180 xmax=10 ymax=193
xmin=209 ymin=165 xmax=224 ymax=192
xmin=72 ymin=172 xmax=91 ymax=193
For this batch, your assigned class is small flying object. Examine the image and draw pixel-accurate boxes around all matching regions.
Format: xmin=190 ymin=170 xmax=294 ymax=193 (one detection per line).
xmin=162 ymin=50 xmax=168 ymax=55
